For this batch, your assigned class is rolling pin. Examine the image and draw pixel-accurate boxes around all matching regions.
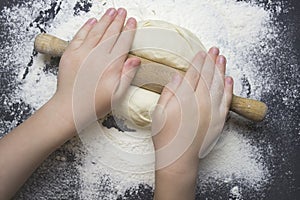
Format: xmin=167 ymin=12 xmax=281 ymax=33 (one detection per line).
xmin=34 ymin=33 xmax=268 ymax=122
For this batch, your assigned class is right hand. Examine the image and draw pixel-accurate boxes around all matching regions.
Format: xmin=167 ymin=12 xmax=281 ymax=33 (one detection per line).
xmin=151 ymin=47 xmax=233 ymax=173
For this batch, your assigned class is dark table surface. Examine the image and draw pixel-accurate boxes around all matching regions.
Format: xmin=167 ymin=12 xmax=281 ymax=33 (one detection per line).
xmin=0 ymin=0 xmax=299 ymax=199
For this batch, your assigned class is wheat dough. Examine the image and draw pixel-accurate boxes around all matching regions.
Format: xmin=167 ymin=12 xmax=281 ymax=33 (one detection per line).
xmin=113 ymin=20 xmax=206 ymax=127
xmin=131 ymin=20 xmax=206 ymax=71
xmin=113 ymin=86 xmax=160 ymax=128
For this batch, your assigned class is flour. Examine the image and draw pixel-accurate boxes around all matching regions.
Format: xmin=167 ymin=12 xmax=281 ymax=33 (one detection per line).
xmin=229 ymin=186 xmax=242 ymax=200
xmin=0 ymin=0 xmax=284 ymax=199
xmin=198 ymin=123 xmax=269 ymax=185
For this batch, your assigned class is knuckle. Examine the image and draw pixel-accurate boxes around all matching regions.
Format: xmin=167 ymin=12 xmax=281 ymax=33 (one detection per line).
xmin=60 ymin=51 xmax=79 ymax=67
xmin=101 ymin=15 xmax=114 ymax=26
xmin=113 ymin=16 xmax=124 ymax=24
xmin=161 ymin=88 xmax=171 ymax=96
xmin=87 ymin=30 xmax=100 ymax=40
xmin=188 ymin=70 xmax=199 ymax=82
xmin=72 ymin=36 xmax=85 ymax=44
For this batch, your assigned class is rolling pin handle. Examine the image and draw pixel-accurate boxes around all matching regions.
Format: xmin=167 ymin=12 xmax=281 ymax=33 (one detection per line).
xmin=231 ymin=95 xmax=267 ymax=122
xmin=34 ymin=33 xmax=68 ymax=57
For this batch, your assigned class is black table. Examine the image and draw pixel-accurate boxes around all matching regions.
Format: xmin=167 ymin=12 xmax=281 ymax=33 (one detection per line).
xmin=0 ymin=0 xmax=299 ymax=199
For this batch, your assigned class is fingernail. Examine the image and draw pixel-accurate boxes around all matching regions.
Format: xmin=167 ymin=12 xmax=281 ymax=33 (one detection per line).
xmin=118 ymin=8 xmax=126 ymax=16
xmin=131 ymin=59 xmax=141 ymax=67
xmin=226 ymin=77 xmax=233 ymax=85
xmin=127 ymin=17 xmax=136 ymax=28
xmin=87 ymin=18 xmax=97 ymax=25
xmin=211 ymin=47 xmax=219 ymax=55
xmin=106 ymin=8 xmax=116 ymax=16
xmin=217 ymin=56 xmax=226 ymax=64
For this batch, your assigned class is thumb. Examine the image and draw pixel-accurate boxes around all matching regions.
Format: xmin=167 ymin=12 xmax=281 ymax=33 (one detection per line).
xmin=157 ymin=74 xmax=182 ymax=108
xmin=151 ymin=74 xmax=182 ymax=136
xmin=113 ymin=57 xmax=141 ymax=100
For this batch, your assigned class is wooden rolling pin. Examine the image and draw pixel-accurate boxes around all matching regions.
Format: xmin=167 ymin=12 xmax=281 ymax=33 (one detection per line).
xmin=34 ymin=33 xmax=268 ymax=122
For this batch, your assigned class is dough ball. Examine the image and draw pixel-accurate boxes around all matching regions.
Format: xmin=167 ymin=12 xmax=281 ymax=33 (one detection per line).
xmin=112 ymin=86 xmax=160 ymax=128
xmin=131 ymin=20 xmax=206 ymax=71
xmin=115 ymin=20 xmax=206 ymax=127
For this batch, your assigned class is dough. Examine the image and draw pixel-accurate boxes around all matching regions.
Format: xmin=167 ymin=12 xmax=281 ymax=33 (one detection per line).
xmin=131 ymin=20 xmax=206 ymax=71
xmin=112 ymin=86 xmax=160 ymax=128
xmin=114 ymin=20 xmax=206 ymax=127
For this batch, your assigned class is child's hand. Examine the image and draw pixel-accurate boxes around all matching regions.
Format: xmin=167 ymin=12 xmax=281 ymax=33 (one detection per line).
xmin=52 ymin=8 xmax=140 ymax=131
xmin=0 ymin=8 xmax=142 ymax=199
xmin=152 ymin=47 xmax=233 ymax=199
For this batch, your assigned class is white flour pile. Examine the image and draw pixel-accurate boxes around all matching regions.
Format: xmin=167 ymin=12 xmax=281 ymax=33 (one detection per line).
xmin=0 ymin=0 xmax=283 ymax=199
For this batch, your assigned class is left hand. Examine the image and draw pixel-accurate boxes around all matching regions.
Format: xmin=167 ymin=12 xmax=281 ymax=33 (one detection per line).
xmin=52 ymin=8 xmax=141 ymax=131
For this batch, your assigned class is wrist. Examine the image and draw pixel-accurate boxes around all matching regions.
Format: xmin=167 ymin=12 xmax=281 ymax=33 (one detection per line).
xmin=154 ymin=165 xmax=198 ymax=200
xmin=156 ymin=157 xmax=199 ymax=182
xmin=44 ymin=95 xmax=77 ymax=140
xmin=51 ymin=91 xmax=104 ymax=133
xmin=154 ymin=151 xmax=200 ymax=198
xmin=154 ymin=140 xmax=200 ymax=175
xmin=156 ymin=167 xmax=198 ymax=184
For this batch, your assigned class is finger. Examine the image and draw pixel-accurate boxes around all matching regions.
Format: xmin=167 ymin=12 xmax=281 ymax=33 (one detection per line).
xmin=216 ymin=55 xmax=226 ymax=89
xmin=157 ymin=74 xmax=182 ymax=108
xmin=81 ymin=8 xmax=117 ymax=50
xmin=200 ymin=47 xmax=219 ymax=89
xmin=216 ymin=55 xmax=226 ymax=77
xmin=113 ymin=57 xmax=141 ymax=99
xmin=151 ymin=74 xmax=182 ymax=137
xmin=111 ymin=17 xmax=137 ymax=56
xmin=100 ymin=8 xmax=127 ymax=52
xmin=210 ymin=55 xmax=227 ymax=100
xmin=110 ymin=18 xmax=138 ymax=72
xmin=183 ymin=51 xmax=206 ymax=91
xmin=222 ymin=76 xmax=234 ymax=111
xmin=195 ymin=75 xmax=212 ymax=105
xmin=68 ymin=18 xmax=97 ymax=50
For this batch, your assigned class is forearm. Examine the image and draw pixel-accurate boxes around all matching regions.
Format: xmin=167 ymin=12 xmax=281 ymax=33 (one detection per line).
xmin=153 ymin=150 xmax=200 ymax=200
xmin=154 ymin=167 xmax=198 ymax=200
xmin=0 ymin=97 xmax=76 ymax=199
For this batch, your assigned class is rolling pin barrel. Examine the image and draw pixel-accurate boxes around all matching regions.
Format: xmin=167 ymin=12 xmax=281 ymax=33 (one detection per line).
xmin=34 ymin=33 xmax=267 ymax=122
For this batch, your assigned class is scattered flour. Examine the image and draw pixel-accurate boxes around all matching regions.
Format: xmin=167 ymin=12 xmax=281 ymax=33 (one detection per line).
xmin=0 ymin=0 xmax=284 ymax=199
xmin=229 ymin=186 xmax=242 ymax=200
